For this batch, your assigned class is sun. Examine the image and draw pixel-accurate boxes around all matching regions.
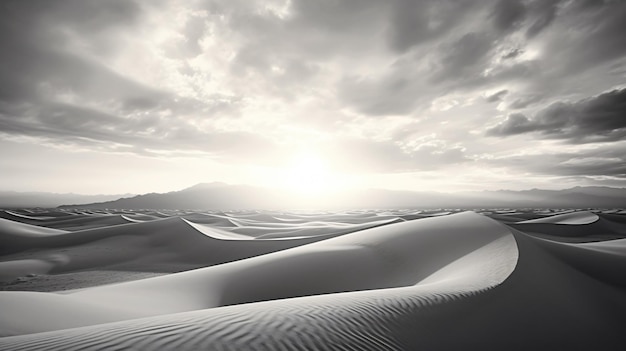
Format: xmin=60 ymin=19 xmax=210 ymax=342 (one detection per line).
xmin=285 ymin=152 xmax=336 ymax=196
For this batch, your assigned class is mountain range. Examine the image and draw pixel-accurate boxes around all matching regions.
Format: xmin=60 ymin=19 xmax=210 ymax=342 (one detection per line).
xmin=0 ymin=191 xmax=134 ymax=209
xmin=39 ymin=183 xmax=626 ymax=210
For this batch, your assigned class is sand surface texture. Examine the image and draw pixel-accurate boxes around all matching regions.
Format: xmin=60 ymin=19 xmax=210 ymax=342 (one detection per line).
xmin=1 ymin=208 xmax=625 ymax=350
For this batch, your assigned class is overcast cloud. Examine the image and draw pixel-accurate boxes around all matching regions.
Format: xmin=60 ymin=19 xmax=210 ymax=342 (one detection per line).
xmin=1 ymin=0 xmax=625 ymax=194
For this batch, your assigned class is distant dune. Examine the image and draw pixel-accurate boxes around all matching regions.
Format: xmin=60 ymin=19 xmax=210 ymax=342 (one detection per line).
xmin=0 ymin=207 xmax=625 ymax=349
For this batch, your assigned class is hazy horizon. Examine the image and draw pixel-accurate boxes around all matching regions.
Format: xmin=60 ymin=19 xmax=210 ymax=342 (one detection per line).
xmin=1 ymin=0 xmax=626 ymax=196
xmin=3 ymin=180 xmax=626 ymax=198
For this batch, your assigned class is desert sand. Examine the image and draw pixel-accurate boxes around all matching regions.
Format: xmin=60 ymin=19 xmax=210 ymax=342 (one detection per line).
xmin=0 ymin=208 xmax=625 ymax=350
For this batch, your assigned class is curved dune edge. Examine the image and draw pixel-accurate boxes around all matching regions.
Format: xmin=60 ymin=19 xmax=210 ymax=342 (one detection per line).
xmin=579 ymin=237 xmax=626 ymax=255
xmin=0 ymin=218 xmax=67 ymax=237
xmin=508 ymin=212 xmax=626 ymax=242
xmin=0 ymin=218 xmax=69 ymax=257
xmin=5 ymin=221 xmax=626 ymax=350
xmin=0 ymin=283 xmax=506 ymax=351
xmin=0 ymin=212 xmax=519 ymax=342
xmin=0 ymin=216 xmax=349 ymax=283
xmin=0 ymin=213 xmax=138 ymax=232
xmin=181 ymin=218 xmax=255 ymax=240
xmin=516 ymin=210 xmax=599 ymax=225
xmin=3 ymin=211 xmax=56 ymax=221
xmin=403 ymin=228 xmax=626 ymax=350
xmin=119 ymin=215 xmax=146 ymax=223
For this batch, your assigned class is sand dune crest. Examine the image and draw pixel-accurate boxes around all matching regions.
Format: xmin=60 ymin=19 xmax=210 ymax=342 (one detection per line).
xmin=2 ymin=209 xmax=625 ymax=350
xmin=0 ymin=212 xmax=518 ymax=338
xmin=517 ymin=210 xmax=599 ymax=225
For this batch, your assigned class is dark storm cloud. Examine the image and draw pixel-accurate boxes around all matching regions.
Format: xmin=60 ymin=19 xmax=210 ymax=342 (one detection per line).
xmin=225 ymin=0 xmax=387 ymax=61
xmin=200 ymin=0 xmax=491 ymax=116
xmin=332 ymin=0 xmax=626 ymax=117
xmin=199 ymin=0 xmax=389 ymax=103
xmin=121 ymin=97 xmax=163 ymax=112
xmin=180 ymin=15 xmax=208 ymax=58
xmin=535 ymin=155 xmax=626 ymax=177
xmin=487 ymin=113 xmax=533 ymax=135
xmin=330 ymin=7 xmax=500 ymax=115
xmin=0 ymin=0 xmax=141 ymax=45
xmin=508 ymin=94 xmax=543 ymax=109
xmin=487 ymin=88 xmax=626 ymax=143
xmin=525 ymin=0 xmax=560 ymax=38
xmin=485 ymin=90 xmax=509 ymax=103
xmin=491 ymin=0 xmax=559 ymax=38
xmin=0 ymin=101 xmax=152 ymax=148
xmin=0 ymin=99 xmax=275 ymax=159
xmin=486 ymin=143 xmax=626 ymax=178
xmin=0 ymin=0 xmax=158 ymax=103
xmin=290 ymin=0 xmax=383 ymax=33
xmin=227 ymin=0 xmax=473 ymax=57
xmin=337 ymin=74 xmax=423 ymax=116
xmin=182 ymin=0 xmax=626 ymax=122
xmin=544 ymin=1 xmax=626 ymax=75
xmin=0 ymin=0 xmax=252 ymax=157
xmin=490 ymin=0 xmax=526 ymax=33
xmin=336 ymin=29 xmax=499 ymax=116
xmin=435 ymin=32 xmax=494 ymax=80
xmin=387 ymin=0 xmax=475 ymax=53
xmin=162 ymin=14 xmax=208 ymax=59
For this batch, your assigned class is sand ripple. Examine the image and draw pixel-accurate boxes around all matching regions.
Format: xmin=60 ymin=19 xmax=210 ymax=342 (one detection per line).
xmin=0 ymin=212 xmax=518 ymax=349
xmin=2 ymin=209 xmax=625 ymax=350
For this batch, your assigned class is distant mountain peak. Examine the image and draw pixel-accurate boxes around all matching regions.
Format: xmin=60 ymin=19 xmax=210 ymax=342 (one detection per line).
xmin=183 ymin=182 xmax=230 ymax=191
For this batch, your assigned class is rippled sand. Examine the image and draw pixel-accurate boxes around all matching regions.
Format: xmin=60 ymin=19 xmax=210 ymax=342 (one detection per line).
xmin=1 ymin=208 xmax=625 ymax=350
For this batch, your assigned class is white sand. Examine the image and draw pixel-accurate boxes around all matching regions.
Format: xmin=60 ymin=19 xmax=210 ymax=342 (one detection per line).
xmin=0 ymin=209 xmax=625 ymax=350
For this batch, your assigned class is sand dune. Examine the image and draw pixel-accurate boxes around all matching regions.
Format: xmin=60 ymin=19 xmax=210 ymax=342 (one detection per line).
xmin=1 ymin=210 xmax=140 ymax=231
xmin=1 ymin=208 xmax=625 ymax=350
xmin=229 ymin=217 xmax=403 ymax=239
xmin=579 ymin=237 xmax=626 ymax=255
xmin=0 ymin=218 xmax=68 ymax=256
xmin=516 ymin=210 xmax=599 ymax=224
xmin=181 ymin=218 xmax=256 ymax=240
xmin=0 ymin=210 xmax=73 ymax=222
xmin=179 ymin=213 xmax=240 ymax=227
xmin=483 ymin=213 xmax=527 ymax=223
xmin=0 ymin=214 xmax=368 ymax=284
xmin=0 ymin=218 xmax=67 ymax=238
xmin=0 ymin=211 xmax=517 ymax=337
xmin=3 ymin=210 xmax=56 ymax=221
xmin=510 ymin=211 xmax=626 ymax=242
xmin=28 ymin=214 xmax=135 ymax=231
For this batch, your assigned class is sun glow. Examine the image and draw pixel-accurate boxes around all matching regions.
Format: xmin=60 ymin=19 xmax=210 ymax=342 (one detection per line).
xmin=284 ymin=152 xmax=338 ymax=196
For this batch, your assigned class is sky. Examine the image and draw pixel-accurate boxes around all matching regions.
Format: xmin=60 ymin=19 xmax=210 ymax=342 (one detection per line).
xmin=1 ymin=0 xmax=625 ymax=195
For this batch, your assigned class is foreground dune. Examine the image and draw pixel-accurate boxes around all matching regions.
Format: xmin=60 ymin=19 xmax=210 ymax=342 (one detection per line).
xmin=0 ymin=211 xmax=517 ymax=336
xmin=0 ymin=209 xmax=625 ymax=350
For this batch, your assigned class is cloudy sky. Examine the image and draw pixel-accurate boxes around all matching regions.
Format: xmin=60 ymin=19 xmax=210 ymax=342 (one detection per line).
xmin=1 ymin=0 xmax=625 ymax=195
